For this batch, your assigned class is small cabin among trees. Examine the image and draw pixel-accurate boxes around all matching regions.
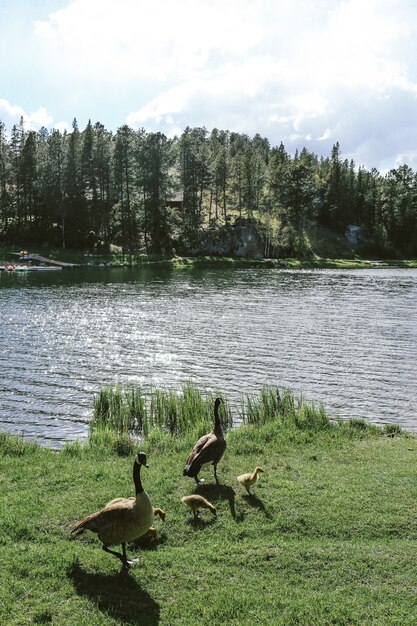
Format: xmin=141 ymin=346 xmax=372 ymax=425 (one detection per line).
xmin=166 ymin=192 xmax=184 ymax=211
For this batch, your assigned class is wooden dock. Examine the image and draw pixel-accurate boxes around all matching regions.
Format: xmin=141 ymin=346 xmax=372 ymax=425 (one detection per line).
xmin=12 ymin=252 xmax=80 ymax=268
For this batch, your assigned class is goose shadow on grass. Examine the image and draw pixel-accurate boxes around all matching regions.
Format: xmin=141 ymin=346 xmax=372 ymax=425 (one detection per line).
xmin=194 ymin=482 xmax=237 ymax=519
xmin=134 ymin=531 xmax=168 ymax=551
xmin=68 ymin=561 xmax=160 ymax=626
xmin=242 ymin=492 xmax=270 ymax=517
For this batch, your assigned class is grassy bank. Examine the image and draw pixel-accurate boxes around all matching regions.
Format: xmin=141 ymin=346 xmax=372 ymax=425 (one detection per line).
xmin=2 ymin=246 xmax=417 ymax=270
xmin=283 ymin=257 xmax=417 ymax=269
xmin=1 ymin=386 xmax=416 ymax=625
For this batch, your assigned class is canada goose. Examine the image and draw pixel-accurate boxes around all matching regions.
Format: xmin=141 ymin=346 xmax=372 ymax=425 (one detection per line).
xmin=71 ymin=452 xmax=153 ymax=568
xmin=237 ymin=467 xmax=264 ymax=494
xmin=104 ymin=501 xmax=165 ymax=539
xmin=181 ymin=494 xmax=216 ymax=518
xmin=106 ymin=497 xmax=166 ymax=523
xmin=183 ymin=397 xmax=226 ymax=484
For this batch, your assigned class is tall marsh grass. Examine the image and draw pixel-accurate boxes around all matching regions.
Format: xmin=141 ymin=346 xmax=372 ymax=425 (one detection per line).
xmin=92 ymin=382 xmax=232 ymax=438
xmin=92 ymin=383 xmax=331 ymax=440
xmin=240 ymin=385 xmax=331 ymax=430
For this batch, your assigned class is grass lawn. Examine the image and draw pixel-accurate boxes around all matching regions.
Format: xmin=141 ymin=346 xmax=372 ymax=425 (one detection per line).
xmin=1 ymin=410 xmax=416 ymax=625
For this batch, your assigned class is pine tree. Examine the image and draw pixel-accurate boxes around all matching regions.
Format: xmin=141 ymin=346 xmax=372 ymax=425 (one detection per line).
xmin=141 ymin=132 xmax=174 ymax=253
xmin=63 ymin=118 xmax=83 ymax=246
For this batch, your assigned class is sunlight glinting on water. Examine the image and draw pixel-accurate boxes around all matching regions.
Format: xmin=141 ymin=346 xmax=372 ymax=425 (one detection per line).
xmin=1 ymin=267 xmax=416 ymax=446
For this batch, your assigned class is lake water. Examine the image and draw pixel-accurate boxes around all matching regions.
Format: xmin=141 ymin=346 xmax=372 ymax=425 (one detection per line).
xmin=1 ymin=266 xmax=416 ymax=447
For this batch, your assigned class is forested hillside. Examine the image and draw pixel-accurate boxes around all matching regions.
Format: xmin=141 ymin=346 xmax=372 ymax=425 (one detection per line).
xmin=1 ymin=117 xmax=416 ymax=257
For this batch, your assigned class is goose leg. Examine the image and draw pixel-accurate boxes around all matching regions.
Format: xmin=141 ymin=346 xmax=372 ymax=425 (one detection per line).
xmin=213 ymin=465 xmax=219 ymax=484
xmin=123 ymin=542 xmax=140 ymax=565
xmin=103 ymin=544 xmax=129 ymax=567
xmin=102 ymin=543 xmax=140 ymax=568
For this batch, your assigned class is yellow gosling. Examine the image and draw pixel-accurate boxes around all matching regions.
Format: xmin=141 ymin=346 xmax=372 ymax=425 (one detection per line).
xmin=181 ymin=494 xmax=217 ymax=519
xmin=153 ymin=507 xmax=166 ymax=521
xmin=237 ymin=466 xmax=264 ymax=494
xmin=145 ymin=508 xmax=166 ymax=539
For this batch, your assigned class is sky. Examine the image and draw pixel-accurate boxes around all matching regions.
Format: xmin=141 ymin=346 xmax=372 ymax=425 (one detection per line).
xmin=1 ymin=0 xmax=417 ymax=171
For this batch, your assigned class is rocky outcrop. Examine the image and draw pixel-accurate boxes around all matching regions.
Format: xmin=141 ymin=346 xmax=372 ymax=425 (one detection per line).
xmin=192 ymin=218 xmax=265 ymax=258
xmin=345 ymin=224 xmax=362 ymax=246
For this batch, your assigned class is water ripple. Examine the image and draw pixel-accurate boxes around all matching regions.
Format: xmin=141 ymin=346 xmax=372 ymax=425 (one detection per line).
xmin=1 ymin=267 xmax=416 ymax=446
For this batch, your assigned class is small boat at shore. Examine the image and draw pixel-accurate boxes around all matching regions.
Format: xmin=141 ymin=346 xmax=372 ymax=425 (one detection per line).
xmin=26 ymin=266 xmax=62 ymax=271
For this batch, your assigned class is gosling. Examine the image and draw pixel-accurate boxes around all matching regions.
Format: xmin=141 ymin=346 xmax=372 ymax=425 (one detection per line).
xmin=181 ymin=494 xmax=216 ymax=519
xmin=147 ymin=507 xmax=166 ymax=538
xmin=237 ymin=466 xmax=264 ymax=494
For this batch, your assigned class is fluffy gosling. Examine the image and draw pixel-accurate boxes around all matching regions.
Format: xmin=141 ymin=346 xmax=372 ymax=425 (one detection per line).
xmin=147 ymin=507 xmax=166 ymax=538
xmin=237 ymin=466 xmax=264 ymax=494
xmin=153 ymin=507 xmax=166 ymax=521
xmin=181 ymin=494 xmax=216 ymax=518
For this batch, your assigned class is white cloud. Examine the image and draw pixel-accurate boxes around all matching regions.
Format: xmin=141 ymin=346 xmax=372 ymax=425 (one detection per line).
xmin=54 ymin=121 xmax=71 ymax=133
xmin=123 ymin=0 xmax=417 ymax=168
xmin=0 ymin=98 xmax=53 ymax=130
xmin=33 ymin=0 xmax=264 ymax=82
xmin=0 ymin=0 xmax=413 ymax=169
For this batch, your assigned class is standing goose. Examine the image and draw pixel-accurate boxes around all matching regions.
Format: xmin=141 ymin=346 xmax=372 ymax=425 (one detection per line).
xmin=104 ymin=500 xmax=166 ymax=538
xmin=183 ymin=397 xmax=226 ymax=484
xmin=71 ymin=452 xmax=153 ymax=568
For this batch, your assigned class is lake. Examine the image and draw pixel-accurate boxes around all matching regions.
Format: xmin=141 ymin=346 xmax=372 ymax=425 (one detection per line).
xmin=1 ymin=266 xmax=416 ymax=447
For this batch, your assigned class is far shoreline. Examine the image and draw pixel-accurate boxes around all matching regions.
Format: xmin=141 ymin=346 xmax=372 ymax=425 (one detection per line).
xmin=2 ymin=248 xmax=417 ymax=271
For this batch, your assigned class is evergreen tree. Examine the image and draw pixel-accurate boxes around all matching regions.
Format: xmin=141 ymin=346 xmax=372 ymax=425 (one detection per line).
xmin=0 ymin=120 xmax=12 ymax=231
xmin=114 ymin=125 xmax=137 ymax=263
xmin=141 ymin=132 xmax=174 ymax=253
xmin=63 ymin=118 xmax=83 ymax=246
xmin=21 ymin=130 xmax=38 ymax=227
xmin=178 ymin=127 xmax=210 ymax=248
xmin=9 ymin=116 xmax=26 ymax=229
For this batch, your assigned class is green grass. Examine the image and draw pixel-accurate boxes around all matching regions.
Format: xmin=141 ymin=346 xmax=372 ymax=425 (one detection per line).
xmin=282 ymin=257 xmax=417 ymax=269
xmin=1 ymin=387 xmax=416 ymax=625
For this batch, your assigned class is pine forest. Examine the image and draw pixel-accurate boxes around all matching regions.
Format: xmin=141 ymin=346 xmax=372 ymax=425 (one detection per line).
xmin=1 ymin=117 xmax=416 ymax=258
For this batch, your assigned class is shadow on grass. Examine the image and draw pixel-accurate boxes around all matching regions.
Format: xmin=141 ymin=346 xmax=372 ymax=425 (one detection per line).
xmin=185 ymin=514 xmax=217 ymax=530
xmin=134 ymin=531 xmax=168 ymax=551
xmin=242 ymin=493 xmax=270 ymax=517
xmin=194 ymin=482 xmax=237 ymax=519
xmin=68 ymin=561 xmax=160 ymax=625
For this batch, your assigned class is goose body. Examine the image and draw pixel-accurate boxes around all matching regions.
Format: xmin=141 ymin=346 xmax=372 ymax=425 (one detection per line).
xmin=181 ymin=494 xmax=216 ymax=518
xmin=106 ymin=498 xmax=166 ymax=522
xmin=237 ymin=467 xmax=264 ymax=494
xmin=71 ymin=452 xmax=153 ymax=567
xmin=183 ymin=397 xmax=226 ymax=484
xmin=104 ymin=500 xmax=165 ymax=538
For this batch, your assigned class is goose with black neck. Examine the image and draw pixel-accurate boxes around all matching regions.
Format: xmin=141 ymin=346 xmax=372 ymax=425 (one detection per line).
xmin=71 ymin=452 xmax=154 ymax=568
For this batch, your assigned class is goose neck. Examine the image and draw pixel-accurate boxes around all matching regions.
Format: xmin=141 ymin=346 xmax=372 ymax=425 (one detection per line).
xmin=133 ymin=461 xmax=144 ymax=495
xmin=213 ymin=403 xmax=223 ymax=435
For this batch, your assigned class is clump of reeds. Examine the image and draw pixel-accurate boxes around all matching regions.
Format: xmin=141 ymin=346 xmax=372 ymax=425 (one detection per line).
xmin=0 ymin=432 xmax=40 ymax=456
xmin=240 ymin=385 xmax=331 ymax=430
xmin=91 ymin=382 xmax=232 ymax=438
